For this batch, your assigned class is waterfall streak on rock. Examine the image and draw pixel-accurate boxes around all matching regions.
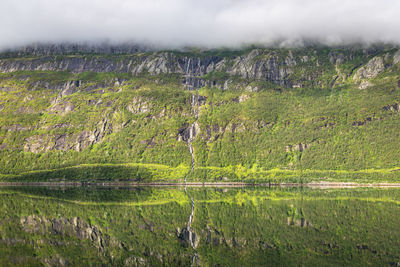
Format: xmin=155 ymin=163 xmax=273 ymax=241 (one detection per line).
xmin=185 ymin=57 xmax=199 ymax=178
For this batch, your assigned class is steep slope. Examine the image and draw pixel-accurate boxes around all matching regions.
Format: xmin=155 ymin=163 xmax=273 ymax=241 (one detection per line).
xmin=0 ymin=46 xmax=399 ymax=182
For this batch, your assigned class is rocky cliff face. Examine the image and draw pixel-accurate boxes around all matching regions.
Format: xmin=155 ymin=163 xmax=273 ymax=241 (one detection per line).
xmin=2 ymin=46 xmax=391 ymax=90
xmin=0 ymin=43 xmax=149 ymax=57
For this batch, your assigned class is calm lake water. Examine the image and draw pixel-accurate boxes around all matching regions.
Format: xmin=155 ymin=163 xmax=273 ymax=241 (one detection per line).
xmin=0 ymin=186 xmax=399 ymax=266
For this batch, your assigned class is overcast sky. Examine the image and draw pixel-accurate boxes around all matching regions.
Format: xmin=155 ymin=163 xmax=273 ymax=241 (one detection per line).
xmin=1 ymin=0 xmax=399 ymax=50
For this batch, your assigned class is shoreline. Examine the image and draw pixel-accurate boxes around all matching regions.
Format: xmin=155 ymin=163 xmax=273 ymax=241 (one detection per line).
xmin=1 ymin=181 xmax=400 ymax=188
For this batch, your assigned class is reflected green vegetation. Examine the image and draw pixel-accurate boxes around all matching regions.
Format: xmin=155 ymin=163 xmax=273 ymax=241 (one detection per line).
xmin=0 ymin=186 xmax=399 ymax=266
xmin=1 ymin=163 xmax=400 ymax=184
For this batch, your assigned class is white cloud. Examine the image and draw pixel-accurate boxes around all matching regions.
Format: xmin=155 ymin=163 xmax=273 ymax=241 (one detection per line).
xmin=1 ymin=0 xmax=399 ymax=50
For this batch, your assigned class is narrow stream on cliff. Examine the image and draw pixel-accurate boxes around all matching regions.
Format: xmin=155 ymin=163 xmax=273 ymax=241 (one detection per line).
xmin=185 ymin=58 xmax=199 ymax=180
xmin=187 ymin=92 xmax=198 ymax=172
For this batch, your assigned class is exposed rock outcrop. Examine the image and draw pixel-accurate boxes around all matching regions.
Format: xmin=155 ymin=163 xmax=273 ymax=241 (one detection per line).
xmin=15 ymin=106 xmax=35 ymax=114
xmin=285 ymin=143 xmax=313 ymax=153
xmin=178 ymin=122 xmax=200 ymax=142
xmin=128 ymin=97 xmax=151 ymax=114
xmin=24 ymin=119 xmax=112 ymax=153
xmin=1 ymin=124 xmax=32 ymax=131
xmin=328 ymin=52 xmax=346 ymax=65
xmin=233 ymin=94 xmax=250 ymax=103
xmin=43 ymin=255 xmax=68 ymax=267
xmin=286 ymin=217 xmax=313 ymax=227
xmin=205 ymin=228 xmax=247 ymax=248
xmin=358 ymin=81 xmax=372 ymax=90
xmin=383 ymin=103 xmax=399 ymax=112
xmin=124 ymin=257 xmax=147 ymax=267
xmin=2 ymin=43 xmax=147 ymax=57
xmin=227 ymin=49 xmax=294 ymax=86
xmin=393 ymin=50 xmax=400 ymax=65
xmin=89 ymin=119 xmax=112 ymax=145
xmin=24 ymin=135 xmax=52 ymax=153
xmin=354 ymin=56 xmax=385 ymax=80
xmin=178 ymin=227 xmax=199 ymax=249
xmin=48 ymin=101 xmax=75 ymax=115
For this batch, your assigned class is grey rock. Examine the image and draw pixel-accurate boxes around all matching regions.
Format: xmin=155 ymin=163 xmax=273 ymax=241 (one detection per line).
xmin=286 ymin=143 xmax=312 ymax=153
xmin=328 ymin=52 xmax=346 ymax=65
xmin=48 ymin=101 xmax=75 ymax=115
xmin=2 ymin=43 xmax=147 ymax=57
xmin=54 ymin=134 xmax=67 ymax=150
xmin=393 ymin=50 xmax=400 ymax=65
xmin=0 ymin=48 xmax=334 ymax=90
xmin=43 ymin=255 xmax=68 ymax=267
xmin=383 ymin=103 xmax=399 ymax=112
xmin=1 ymin=124 xmax=31 ymax=131
xmin=178 ymin=122 xmax=200 ymax=142
xmin=359 ymin=81 xmax=372 ymax=90
xmin=287 ymin=217 xmax=313 ymax=227
xmin=74 ymin=130 xmax=92 ymax=151
xmin=127 ymin=97 xmax=151 ymax=114
xmin=15 ymin=106 xmax=35 ymax=114
xmin=23 ymin=124 xmax=111 ymax=153
xmin=124 ymin=257 xmax=147 ymax=267
xmin=60 ymin=81 xmax=81 ymax=97
xmin=178 ymin=228 xmax=199 ymax=249
xmin=24 ymin=135 xmax=49 ymax=153
xmin=354 ymin=56 xmax=385 ymax=80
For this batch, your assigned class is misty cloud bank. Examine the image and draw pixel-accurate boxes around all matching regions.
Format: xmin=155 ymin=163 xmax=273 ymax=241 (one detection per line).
xmin=1 ymin=0 xmax=400 ymax=50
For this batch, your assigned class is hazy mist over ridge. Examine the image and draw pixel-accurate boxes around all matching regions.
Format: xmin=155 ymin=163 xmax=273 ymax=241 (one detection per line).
xmin=1 ymin=0 xmax=400 ymax=50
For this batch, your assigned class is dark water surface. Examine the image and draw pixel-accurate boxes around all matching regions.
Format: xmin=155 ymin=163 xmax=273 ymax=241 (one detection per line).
xmin=0 ymin=186 xmax=399 ymax=266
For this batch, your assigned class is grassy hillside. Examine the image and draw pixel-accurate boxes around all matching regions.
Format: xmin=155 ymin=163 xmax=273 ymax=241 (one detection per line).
xmin=0 ymin=46 xmax=399 ymax=183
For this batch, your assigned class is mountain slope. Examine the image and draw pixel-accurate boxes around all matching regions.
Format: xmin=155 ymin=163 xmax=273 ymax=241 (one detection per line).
xmin=0 ymin=46 xmax=399 ymax=183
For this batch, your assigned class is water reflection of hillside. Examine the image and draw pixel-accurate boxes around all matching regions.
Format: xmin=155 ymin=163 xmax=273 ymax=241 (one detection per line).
xmin=0 ymin=187 xmax=399 ymax=266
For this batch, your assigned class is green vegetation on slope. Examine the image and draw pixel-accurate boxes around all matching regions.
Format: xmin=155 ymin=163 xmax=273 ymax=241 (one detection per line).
xmin=0 ymin=47 xmax=399 ymax=182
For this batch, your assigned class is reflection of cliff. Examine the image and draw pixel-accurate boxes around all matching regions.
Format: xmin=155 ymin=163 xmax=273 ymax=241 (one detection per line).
xmin=178 ymin=198 xmax=198 ymax=248
xmin=1 ymin=187 xmax=399 ymax=266
xmin=178 ymin=190 xmax=199 ymax=266
xmin=21 ymin=215 xmax=114 ymax=250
